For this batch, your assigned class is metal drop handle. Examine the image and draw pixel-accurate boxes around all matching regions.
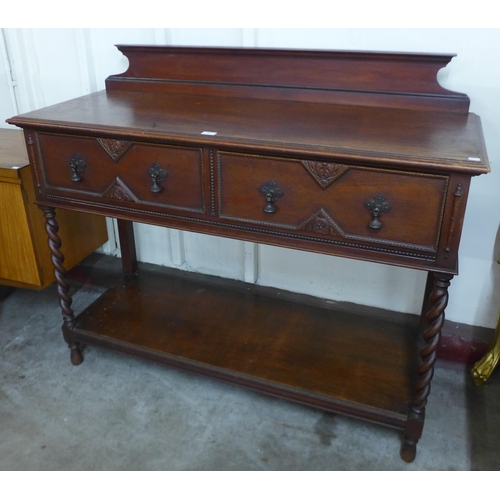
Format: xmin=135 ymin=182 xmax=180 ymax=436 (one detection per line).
xmin=148 ymin=163 xmax=168 ymax=193
xmin=69 ymin=154 xmax=86 ymax=182
xmin=260 ymin=180 xmax=284 ymax=214
xmin=365 ymin=194 xmax=391 ymax=229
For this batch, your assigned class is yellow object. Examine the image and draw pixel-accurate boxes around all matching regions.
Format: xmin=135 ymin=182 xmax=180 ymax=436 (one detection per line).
xmin=471 ymin=320 xmax=500 ymax=385
xmin=471 ymin=267 xmax=500 ymax=386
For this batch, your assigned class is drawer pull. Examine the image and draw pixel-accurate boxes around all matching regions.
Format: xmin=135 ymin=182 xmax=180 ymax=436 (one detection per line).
xmin=69 ymin=154 xmax=86 ymax=182
xmin=148 ymin=163 xmax=168 ymax=193
xmin=260 ymin=180 xmax=284 ymax=213
xmin=365 ymin=194 xmax=391 ymax=229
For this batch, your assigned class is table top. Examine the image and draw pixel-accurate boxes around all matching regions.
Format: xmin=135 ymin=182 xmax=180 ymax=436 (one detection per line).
xmin=7 ymin=89 xmax=489 ymax=175
xmin=0 ymin=128 xmax=29 ymax=170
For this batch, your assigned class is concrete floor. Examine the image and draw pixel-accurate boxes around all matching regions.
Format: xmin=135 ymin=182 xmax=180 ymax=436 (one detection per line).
xmin=1 ymin=255 xmax=500 ymax=471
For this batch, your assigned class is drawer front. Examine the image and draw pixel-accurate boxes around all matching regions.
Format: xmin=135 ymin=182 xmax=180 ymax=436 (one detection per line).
xmin=218 ymin=152 xmax=449 ymax=252
xmin=36 ymin=133 xmax=204 ymax=213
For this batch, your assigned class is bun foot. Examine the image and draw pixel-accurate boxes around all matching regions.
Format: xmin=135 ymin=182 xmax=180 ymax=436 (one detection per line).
xmin=70 ymin=345 xmax=83 ymax=365
xmin=401 ymin=440 xmax=417 ymax=463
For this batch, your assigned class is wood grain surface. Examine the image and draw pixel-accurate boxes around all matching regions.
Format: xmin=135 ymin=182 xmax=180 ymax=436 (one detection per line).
xmin=74 ymin=268 xmax=418 ymax=421
xmin=8 ymin=91 xmax=488 ymax=173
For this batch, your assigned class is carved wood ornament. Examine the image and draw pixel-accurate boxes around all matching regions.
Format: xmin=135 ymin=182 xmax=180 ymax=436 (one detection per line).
xmin=96 ymin=138 xmax=133 ymax=162
xmin=102 ymin=177 xmax=139 ymax=203
xmin=301 ymin=160 xmax=350 ymax=189
xmin=299 ymin=209 xmax=341 ymax=236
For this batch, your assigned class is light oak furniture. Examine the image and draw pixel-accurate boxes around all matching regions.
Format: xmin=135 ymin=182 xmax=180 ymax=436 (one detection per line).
xmin=0 ymin=128 xmax=108 ymax=289
xmin=7 ymin=46 xmax=490 ymax=462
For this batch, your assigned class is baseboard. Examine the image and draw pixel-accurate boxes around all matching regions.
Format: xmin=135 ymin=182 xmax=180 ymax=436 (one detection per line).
xmin=438 ymin=321 xmax=493 ymax=364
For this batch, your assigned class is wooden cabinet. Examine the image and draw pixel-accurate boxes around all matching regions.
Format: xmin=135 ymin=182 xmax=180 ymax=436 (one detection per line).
xmin=0 ymin=129 xmax=108 ymax=289
xmin=6 ymin=46 xmax=489 ymax=462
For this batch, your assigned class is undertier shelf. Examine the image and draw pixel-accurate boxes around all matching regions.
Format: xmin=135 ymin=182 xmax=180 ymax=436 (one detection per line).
xmin=73 ymin=267 xmax=419 ymax=428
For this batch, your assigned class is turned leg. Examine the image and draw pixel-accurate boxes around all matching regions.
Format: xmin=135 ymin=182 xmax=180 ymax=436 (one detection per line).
xmin=42 ymin=206 xmax=83 ymax=365
xmin=471 ymin=315 xmax=500 ymax=386
xmin=117 ymin=219 xmax=138 ymax=276
xmin=418 ymin=272 xmax=434 ymax=330
xmin=402 ymin=272 xmax=452 ymax=462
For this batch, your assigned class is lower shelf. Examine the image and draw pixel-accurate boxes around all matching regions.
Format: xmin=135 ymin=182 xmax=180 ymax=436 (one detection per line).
xmin=72 ymin=267 xmax=419 ymax=429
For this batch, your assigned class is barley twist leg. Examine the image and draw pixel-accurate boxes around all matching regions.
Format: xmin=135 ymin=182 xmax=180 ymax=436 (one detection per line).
xmin=401 ymin=273 xmax=451 ymax=462
xmin=42 ymin=206 xmax=83 ymax=365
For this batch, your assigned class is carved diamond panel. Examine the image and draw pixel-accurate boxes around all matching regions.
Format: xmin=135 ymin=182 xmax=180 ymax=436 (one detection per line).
xmin=298 ymin=208 xmax=342 ymax=236
xmin=102 ymin=177 xmax=139 ymax=203
xmin=96 ymin=138 xmax=133 ymax=162
xmin=301 ymin=160 xmax=350 ymax=189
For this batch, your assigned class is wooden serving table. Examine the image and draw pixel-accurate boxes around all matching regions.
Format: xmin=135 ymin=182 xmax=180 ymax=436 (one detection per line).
xmin=7 ymin=46 xmax=489 ymax=462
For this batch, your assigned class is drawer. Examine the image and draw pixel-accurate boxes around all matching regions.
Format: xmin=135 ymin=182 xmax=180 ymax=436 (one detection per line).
xmin=218 ymin=152 xmax=449 ymax=253
xmin=36 ymin=133 xmax=204 ymax=213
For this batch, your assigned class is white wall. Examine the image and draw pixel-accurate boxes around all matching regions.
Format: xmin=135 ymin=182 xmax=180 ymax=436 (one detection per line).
xmin=0 ymin=32 xmax=16 ymax=125
xmin=1 ymin=28 xmax=499 ymax=328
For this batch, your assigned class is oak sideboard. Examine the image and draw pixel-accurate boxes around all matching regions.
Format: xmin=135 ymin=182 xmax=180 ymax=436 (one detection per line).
xmin=7 ymin=45 xmax=490 ymax=462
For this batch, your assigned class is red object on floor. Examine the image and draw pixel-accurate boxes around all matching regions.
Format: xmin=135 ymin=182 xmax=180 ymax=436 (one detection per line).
xmin=438 ymin=333 xmax=489 ymax=364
